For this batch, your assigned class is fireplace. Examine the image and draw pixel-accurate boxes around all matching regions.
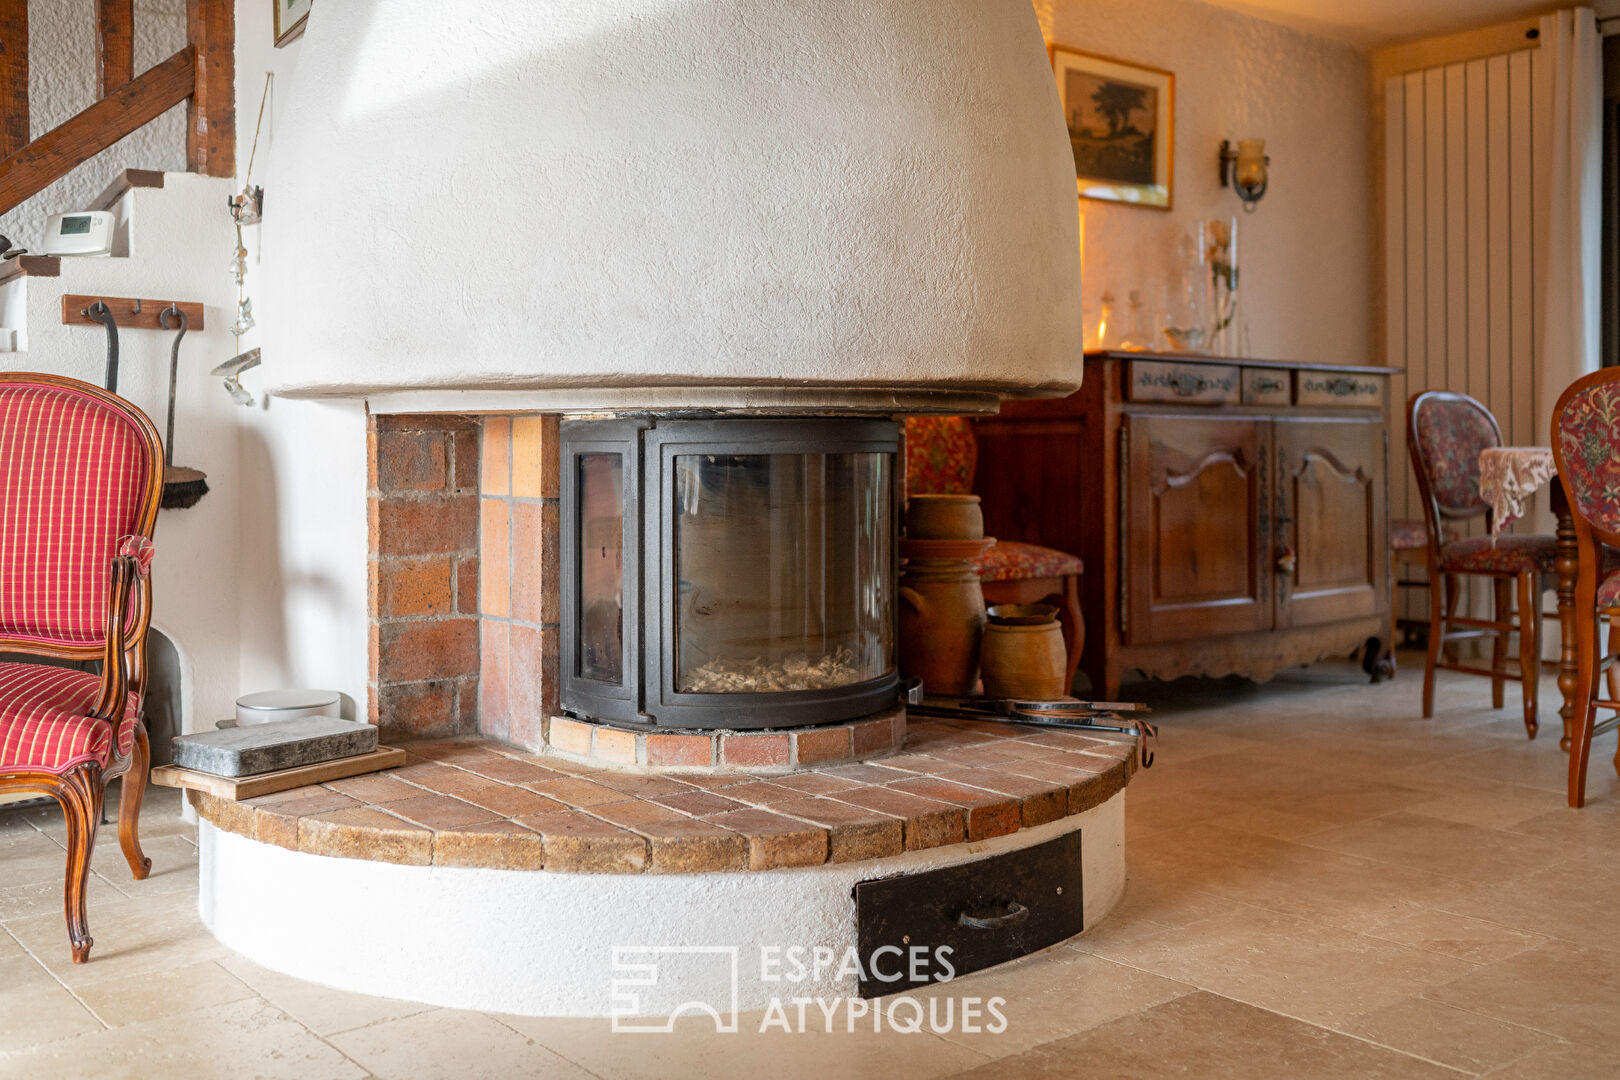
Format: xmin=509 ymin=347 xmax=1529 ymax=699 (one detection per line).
xmin=560 ymin=417 xmax=900 ymax=730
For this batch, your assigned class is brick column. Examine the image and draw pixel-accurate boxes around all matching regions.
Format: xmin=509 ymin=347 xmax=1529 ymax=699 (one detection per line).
xmin=478 ymin=416 xmax=562 ymax=750
xmin=366 ymin=414 xmax=481 ymax=739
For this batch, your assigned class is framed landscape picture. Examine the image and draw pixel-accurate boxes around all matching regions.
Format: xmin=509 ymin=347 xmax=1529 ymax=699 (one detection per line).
xmin=1050 ymin=46 xmax=1173 ymax=210
xmin=274 ymin=0 xmax=311 ymax=47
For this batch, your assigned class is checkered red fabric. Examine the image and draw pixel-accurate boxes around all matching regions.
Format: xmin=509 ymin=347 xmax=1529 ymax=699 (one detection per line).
xmin=0 ymin=382 xmax=152 ymax=647
xmin=0 ymin=663 xmax=138 ymax=774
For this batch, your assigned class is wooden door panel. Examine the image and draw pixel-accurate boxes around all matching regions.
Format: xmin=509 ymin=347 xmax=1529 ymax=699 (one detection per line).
xmin=1274 ymin=417 xmax=1387 ymax=628
xmin=1125 ymin=413 xmax=1269 ymax=643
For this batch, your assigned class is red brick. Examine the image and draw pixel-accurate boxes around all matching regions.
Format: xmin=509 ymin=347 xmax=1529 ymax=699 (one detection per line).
xmin=375 ymin=556 xmax=454 ymax=617
xmin=457 ymin=677 xmax=479 ymax=732
xmin=594 ymin=726 xmax=638 ymax=764
xmin=511 ymin=415 xmax=559 ymax=498
xmin=377 ymin=619 xmax=479 ymax=682
xmin=366 ymin=429 xmax=379 ymax=492
xmin=373 ymin=413 xmax=478 ymax=432
xmin=707 ymin=809 xmax=828 ymax=869
xmin=509 ymin=623 xmax=559 ymax=724
xmin=378 ymin=680 xmax=460 ymax=739
xmin=887 ymin=776 xmax=1021 ymax=840
xmin=452 ymin=429 xmax=480 ymax=491
xmin=833 ymin=787 xmax=965 ymax=850
xmin=376 ymin=430 xmax=448 ymax=493
xmin=851 ymin=716 xmax=898 ymax=756
xmin=655 ymin=790 xmax=747 ymax=816
xmin=376 ymin=496 xmax=478 ymax=556
xmin=548 ymin=716 xmax=593 ymax=756
xmin=721 ymin=734 xmax=790 ymax=768
xmin=511 ymin=501 xmax=560 ymax=624
xmin=795 ymin=726 xmax=852 ymax=764
xmin=479 ymin=620 xmax=510 ymax=741
xmin=646 ymin=734 xmax=713 ymax=768
xmin=772 ymin=797 xmax=904 ymax=862
xmin=482 ymin=417 xmax=511 ymax=496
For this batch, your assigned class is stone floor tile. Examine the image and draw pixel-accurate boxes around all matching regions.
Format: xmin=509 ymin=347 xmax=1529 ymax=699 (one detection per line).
xmin=0 ymin=955 xmax=103 ymax=1051
xmin=1340 ymin=996 xmax=1557 ymax=1074
xmin=215 ymin=953 xmax=437 ymax=1037
xmin=1425 ymin=939 xmax=1620 ymax=1051
xmin=1363 ymin=910 xmax=1547 ymax=965
xmin=330 ymin=1009 xmax=594 ymax=1080
xmin=71 ymin=959 xmax=258 ymax=1028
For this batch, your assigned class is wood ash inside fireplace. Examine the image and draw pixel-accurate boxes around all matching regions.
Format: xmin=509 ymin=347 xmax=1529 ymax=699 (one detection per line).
xmin=682 ymin=646 xmax=864 ymax=693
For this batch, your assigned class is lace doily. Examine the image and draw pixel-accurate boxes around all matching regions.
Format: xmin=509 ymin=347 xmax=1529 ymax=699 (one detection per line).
xmin=1477 ymin=446 xmax=1555 ymax=534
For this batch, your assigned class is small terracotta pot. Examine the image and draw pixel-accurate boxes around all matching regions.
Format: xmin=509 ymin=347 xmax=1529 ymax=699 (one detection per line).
xmin=906 ymin=494 xmax=984 ymax=540
xmin=980 ymin=619 xmax=1067 ymax=700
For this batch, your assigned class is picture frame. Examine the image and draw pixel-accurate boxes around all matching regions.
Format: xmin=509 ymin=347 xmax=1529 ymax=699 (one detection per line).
xmin=274 ymin=0 xmax=311 ymax=48
xmin=1049 ymin=46 xmax=1174 ymax=210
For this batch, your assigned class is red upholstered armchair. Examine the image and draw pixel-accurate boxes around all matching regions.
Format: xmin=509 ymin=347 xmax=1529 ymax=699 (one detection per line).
xmin=904 ymin=417 xmax=1085 ymax=691
xmin=0 ymin=372 xmax=161 ymax=962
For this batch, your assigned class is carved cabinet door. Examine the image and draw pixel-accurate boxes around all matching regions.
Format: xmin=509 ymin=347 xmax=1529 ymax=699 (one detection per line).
xmin=1271 ymin=416 xmax=1388 ymax=628
xmin=1123 ymin=413 xmax=1270 ymax=644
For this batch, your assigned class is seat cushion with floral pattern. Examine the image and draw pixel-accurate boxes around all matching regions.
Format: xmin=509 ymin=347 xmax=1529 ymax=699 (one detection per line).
xmin=1557 ymin=378 xmax=1620 ymax=536
xmin=1392 ymin=517 xmax=1458 ymax=552
xmin=1437 ymin=535 xmax=1559 ymax=575
xmin=1413 ymin=395 xmax=1498 ymax=515
xmin=974 ymin=541 xmax=1083 ymax=583
xmin=0 ymin=662 xmax=139 ymax=774
xmin=904 ymin=416 xmax=976 ymax=496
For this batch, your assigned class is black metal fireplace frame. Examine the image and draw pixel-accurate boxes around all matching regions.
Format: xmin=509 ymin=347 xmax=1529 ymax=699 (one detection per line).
xmin=560 ymin=416 xmax=901 ymax=730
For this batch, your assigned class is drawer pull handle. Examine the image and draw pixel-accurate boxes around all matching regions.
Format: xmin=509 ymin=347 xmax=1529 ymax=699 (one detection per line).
xmin=957 ymin=903 xmax=1030 ymax=931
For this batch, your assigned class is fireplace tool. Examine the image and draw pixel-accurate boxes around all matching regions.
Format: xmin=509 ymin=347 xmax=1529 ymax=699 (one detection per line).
xmin=159 ymin=304 xmax=209 ymax=508
xmin=909 ymin=692 xmax=1157 ymax=767
xmin=85 ymin=299 xmax=119 ymax=393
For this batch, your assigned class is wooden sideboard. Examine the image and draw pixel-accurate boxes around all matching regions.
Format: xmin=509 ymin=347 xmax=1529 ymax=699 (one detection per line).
xmin=974 ymin=351 xmax=1395 ymax=699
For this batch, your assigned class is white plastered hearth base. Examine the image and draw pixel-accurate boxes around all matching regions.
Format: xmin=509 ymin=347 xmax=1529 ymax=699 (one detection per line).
xmin=197 ymin=791 xmax=1125 ymax=1017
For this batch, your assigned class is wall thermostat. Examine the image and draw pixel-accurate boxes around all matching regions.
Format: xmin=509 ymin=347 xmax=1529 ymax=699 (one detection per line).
xmin=40 ymin=211 xmax=114 ymax=257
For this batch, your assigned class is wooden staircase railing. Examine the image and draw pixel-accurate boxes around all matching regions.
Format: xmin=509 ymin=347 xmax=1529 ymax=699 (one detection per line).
xmin=0 ymin=0 xmax=234 ymax=217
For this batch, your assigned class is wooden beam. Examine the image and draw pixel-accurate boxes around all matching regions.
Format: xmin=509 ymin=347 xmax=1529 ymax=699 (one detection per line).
xmin=0 ymin=1 xmax=27 ymax=159
xmin=186 ymin=0 xmax=233 ymax=177
xmin=95 ymin=0 xmax=134 ymax=96
xmin=0 ymin=48 xmax=194 ymax=217
xmin=89 ymin=167 xmax=164 ymax=211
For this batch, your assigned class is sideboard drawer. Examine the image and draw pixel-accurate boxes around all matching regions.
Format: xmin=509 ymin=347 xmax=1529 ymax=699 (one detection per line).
xmin=1126 ymin=360 xmax=1240 ymax=405
xmin=1296 ymin=371 xmax=1386 ymax=409
xmin=1242 ymin=367 xmax=1292 ymax=406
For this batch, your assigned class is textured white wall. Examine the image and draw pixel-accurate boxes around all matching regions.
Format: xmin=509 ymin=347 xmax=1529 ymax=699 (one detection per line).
xmin=0 ymin=0 xmax=188 ymax=251
xmin=1035 ymin=0 xmax=1375 ymax=366
xmin=257 ymin=0 xmax=1083 ymax=399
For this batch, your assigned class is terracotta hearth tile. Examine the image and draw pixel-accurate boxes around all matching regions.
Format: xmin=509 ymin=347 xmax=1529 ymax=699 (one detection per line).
xmin=456 ymin=754 xmax=560 ymax=786
xmin=1067 ymin=760 xmax=1130 ymax=813
xmin=456 ymin=785 xmax=568 ymax=818
xmin=887 ymin=777 xmax=1021 ymax=840
xmin=479 ymin=499 xmax=511 ymax=616
xmin=517 ymin=810 xmax=648 ymax=873
xmin=376 ymin=429 xmax=449 ymax=493
xmin=383 ymin=793 xmax=502 ymax=830
xmin=528 ymin=776 xmax=633 ymax=808
xmin=1000 ymin=758 xmax=1108 ymax=786
xmin=590 ymin=800 xmax=686 ymax=827
xmin=510 ymin=501 xmax=560 ymax=625
xmin=479 ymin=620 xmax=511 ymax=740
xmin=985 ymin=738 xmax=1061 ymax=760
xmin=820 ymin=762 xmax=917 ymax=785
xmin=593 ymin=725 xmax=638 ymax=765
xmin=871 ymin=752 xmax=945 ymax=773
xmin=654 ymin=791 xmax=748 ymax=816
xmin=636 ymin=818 xmax=749 ymax=874
xmin=715 ymin=781 xmax=806 ymax=807
xmin=253 ymin=810 xmax=302 ymax=851
xmin=772 ymin=797 xmax=904 ymax=862
xmin=661 ymin=773 xmax=748 ymax=790
xmin=434 ymin=820 xmax=546 ymax=870
xmin=720 ymin=734 xmax=790 ymax=769
xmin=644 ymin=734 xmax=714 ymax=768
xmin=921 ymin=766 xmax=1068 ymax=828
xmin=831 ymin=787 xmax=966 ymax=851
xmin=322 ymin=772 xmax=422 ymax=804
xmin=793 ymin=726 xmax=852 ymax=764
xmin=300 ymin=807 xmax=433 ymax=865
xmin=189 ymin=791 xmax=253 ymax=836
xmin=851 ymin=717 xmax=897 ymax=756
xmin=510 ymin=415 xmax=559 ymax=498
xmin=481 ymin=417 xmax=510 ymax=495
xmin=243 ymin=787 xmax=357 ymax=815
xmin=404 ymin=738 xmax=488 ymax=762
xmin=397 ymin=764 xmax=503 ymax=797
xmin=1021 ymin=731 xmax=1116 ymax=752
xmin=707 ymin=809 xmax=829 ymax=870
xmin=590 ymin=773 xmax=692 ymax=798
xmin=519 ymin=752 xmax=600 ymax=776
xmin=773 ymin=773 xmax=862 ymax=796
xmin=547 ymin=717 xmax=593 ymax=757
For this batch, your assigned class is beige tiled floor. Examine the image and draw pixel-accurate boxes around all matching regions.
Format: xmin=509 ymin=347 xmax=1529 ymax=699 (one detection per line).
xmin=5 ymin=655 xmax=1620 ymax=1078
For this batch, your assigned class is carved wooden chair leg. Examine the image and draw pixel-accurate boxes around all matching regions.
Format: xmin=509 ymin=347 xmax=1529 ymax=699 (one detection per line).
xmin=53 ymin=765 xmax=104 ymax=963
xmin=1059 ymin=574 xmax=1083 ymax=694
xmin=1517 ymin=571 xmax=1540 ymax=738
xmin=118 ymin=725 xmax=152 ymax=880
xmin=1491 ymin=577 xmax=1511 ymax=709
xmin=1422 ymin=559 xmax=1445 ymax=718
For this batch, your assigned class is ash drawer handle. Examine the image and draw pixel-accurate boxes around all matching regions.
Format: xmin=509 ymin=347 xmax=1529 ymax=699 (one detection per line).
xmin=957 ymin=902 xmax=1029 ymax=931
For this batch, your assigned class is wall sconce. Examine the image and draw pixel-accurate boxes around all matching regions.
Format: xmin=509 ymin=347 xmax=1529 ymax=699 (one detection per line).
xmin=1219 ymin=138 xmax=1269 ymax=212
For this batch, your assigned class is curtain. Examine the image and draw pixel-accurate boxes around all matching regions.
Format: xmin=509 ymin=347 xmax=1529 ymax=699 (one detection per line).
xmin=1535 ymin=7 xmax=1603 ymax=441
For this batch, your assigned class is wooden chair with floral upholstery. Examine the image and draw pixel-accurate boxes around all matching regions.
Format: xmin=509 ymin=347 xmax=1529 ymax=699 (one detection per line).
xmin=0 ymin=372 xmax=161 ymax=962
xmin=1551 ymin=368 xmax=1620 ymax=807
xmin=904 ymin=417 xmax=1085 ymax=692
xmin=1407 ymin=390 xmax=1557 ymax=734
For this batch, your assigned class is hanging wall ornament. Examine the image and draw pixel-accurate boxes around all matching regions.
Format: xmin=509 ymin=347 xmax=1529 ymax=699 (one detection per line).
xmin=218 ymin=73 xmax=272 ymax=404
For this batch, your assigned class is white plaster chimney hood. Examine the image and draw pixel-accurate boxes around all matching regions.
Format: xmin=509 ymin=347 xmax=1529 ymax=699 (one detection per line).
xmin=262 ymin=0 xmax=1081 ymax=409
